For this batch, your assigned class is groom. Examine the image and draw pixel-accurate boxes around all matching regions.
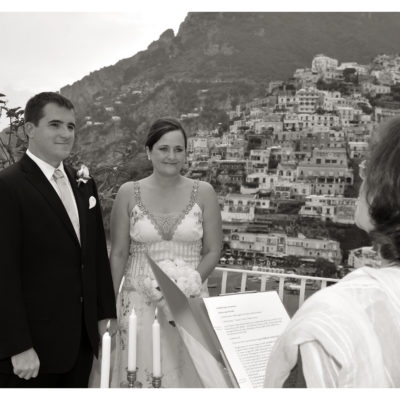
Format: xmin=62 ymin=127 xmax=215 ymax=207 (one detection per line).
xmin=0 ymin=92 xmax=116 ymax=387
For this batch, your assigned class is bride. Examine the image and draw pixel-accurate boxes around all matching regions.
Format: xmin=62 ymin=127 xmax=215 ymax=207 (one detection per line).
xmin=108 ymin=117 xmax=222 ymax=387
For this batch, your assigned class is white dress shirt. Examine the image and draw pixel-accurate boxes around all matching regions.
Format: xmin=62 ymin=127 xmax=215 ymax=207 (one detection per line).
xmin=26 ymin=149 xmax=80 ymax=223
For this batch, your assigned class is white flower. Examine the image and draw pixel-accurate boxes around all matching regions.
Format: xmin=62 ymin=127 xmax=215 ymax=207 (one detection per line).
xmin=133 ymin=258 xmax=202 ymax=319
xmin=76 ymin=164 xmax=91 ymax=186
xmin=158 ymin=259 xmax=202 ymax=298
xmin=158 ymin=259 xmax=179 ymax=281
xmin=174 ymin=258 xmax=187 ymax=269
xmin=134 ymin=275 xmax=162 ymax=303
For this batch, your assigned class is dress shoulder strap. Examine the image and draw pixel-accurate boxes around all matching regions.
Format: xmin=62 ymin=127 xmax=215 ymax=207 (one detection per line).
xmin=184 ymin=179 xmax=200 ymax=215
xmin=132 ymin=181 xmax=143 ymax=209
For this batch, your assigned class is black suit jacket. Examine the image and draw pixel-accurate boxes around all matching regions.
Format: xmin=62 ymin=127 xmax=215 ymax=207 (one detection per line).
xmin=0 ymin=155 xmax=116 ymax=374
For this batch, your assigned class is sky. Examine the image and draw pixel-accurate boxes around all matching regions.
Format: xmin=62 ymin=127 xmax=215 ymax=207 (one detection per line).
xmin=0 ymin=0 xmax=397 ymax=130
xmin=0 ymin=5 xmax=188 ymax=128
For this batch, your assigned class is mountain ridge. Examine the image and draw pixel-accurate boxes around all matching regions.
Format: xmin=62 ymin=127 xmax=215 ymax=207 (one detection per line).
xmin=58 ymin=12 xmax=400 ymax=170
xmin=61 ymin=12 xmax=400 ymax=110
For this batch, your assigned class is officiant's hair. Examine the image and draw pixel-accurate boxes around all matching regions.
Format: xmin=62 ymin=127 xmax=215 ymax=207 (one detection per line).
xmin=365 ymin=116 xmax=400 ymax=262
xmin=25 ymin=92 xmax=74 ymax=126
xmin=145 ymin=117 xmax=188 ymax=151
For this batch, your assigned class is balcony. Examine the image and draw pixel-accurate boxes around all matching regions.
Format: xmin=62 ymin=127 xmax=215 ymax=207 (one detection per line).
xmin=242 ymin=181 xmax=259 ymax=188
xmin=208 ymin=267 xmax=338 ymax=315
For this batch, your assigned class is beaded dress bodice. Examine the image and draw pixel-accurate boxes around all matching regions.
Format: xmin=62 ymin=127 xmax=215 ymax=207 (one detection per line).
xmin=123 ymin=180 xmax=203 ymax=288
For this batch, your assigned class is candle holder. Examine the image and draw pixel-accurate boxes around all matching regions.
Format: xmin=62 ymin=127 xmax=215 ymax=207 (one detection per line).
xmin=121 ymin=368 xmax=143 ymax=388
xmin=152 ymin=374 xmax=162 ymax=388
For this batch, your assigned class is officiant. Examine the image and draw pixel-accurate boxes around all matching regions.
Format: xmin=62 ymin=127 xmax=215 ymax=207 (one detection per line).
xmin=0 ymin=92 xmax=116 ymax=387
xmin=264 ymin=116 xmax=400 ymax=388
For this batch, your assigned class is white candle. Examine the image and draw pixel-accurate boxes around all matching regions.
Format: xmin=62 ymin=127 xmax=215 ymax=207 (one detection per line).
xmin=152 ymin=308 xmax=161 ymax=378
xmin=100 ymin=324 xmax=111 ymax=388
xmin=128 ymin=308 xmax=137 ymax=371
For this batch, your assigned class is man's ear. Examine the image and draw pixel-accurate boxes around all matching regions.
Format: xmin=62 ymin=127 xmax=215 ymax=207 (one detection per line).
xmin=25 ymin=122 xmax=35 ymax=139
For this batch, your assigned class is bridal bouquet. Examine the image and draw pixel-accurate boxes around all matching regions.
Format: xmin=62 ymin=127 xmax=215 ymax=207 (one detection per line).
xmin=136 ymin=258 xmax=202 ymax=322
xmin=157 ymin=259 xmax=202 ymax=298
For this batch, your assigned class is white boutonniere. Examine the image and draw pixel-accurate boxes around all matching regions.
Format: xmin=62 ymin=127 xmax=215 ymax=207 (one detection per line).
xmin=76 ymin=164 xmax=91 ymax=186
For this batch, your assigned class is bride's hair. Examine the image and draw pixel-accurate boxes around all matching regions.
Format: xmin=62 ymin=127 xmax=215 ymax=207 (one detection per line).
xmin=145 ymin=117 xmax=188 ymax=151
xmin=365 ymin=117 xmax=400 ymax=263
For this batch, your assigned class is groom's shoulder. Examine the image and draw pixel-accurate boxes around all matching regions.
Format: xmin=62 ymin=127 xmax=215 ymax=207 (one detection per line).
xmin=0 ymin=163 xmax=24 ymax=200
xmin=0 ymin=161 xmax=23 ymax=182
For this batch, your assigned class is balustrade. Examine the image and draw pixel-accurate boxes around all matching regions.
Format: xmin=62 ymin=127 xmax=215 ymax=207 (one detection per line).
xmin=213 ymin=267 xmax=338 ymax=311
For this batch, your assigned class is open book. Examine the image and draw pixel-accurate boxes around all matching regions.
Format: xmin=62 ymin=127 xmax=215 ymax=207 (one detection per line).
xmin=147 ymin=255 xmax=290 ymax=388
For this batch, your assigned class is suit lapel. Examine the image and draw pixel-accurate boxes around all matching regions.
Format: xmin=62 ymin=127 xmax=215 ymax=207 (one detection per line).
xmin=20 ymin=154 xmax=81 ymax=248
xmin=65 ymin=165 xmax=87 ymax=253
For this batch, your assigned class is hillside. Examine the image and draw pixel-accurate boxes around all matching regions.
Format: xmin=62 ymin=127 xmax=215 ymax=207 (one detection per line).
xmin=62 ymin=12 xmax=400 ymax=106
xmin=59 ymin=12 xmax=400 ymax=167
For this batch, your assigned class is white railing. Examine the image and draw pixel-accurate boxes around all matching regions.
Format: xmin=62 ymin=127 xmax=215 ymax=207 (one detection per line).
xmin=214 ymin=267 xmax=339 ymax=309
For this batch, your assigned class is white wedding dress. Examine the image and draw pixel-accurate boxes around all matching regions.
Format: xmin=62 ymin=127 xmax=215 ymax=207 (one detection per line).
xmin=108 ymin=180 xmax=206 ymax=388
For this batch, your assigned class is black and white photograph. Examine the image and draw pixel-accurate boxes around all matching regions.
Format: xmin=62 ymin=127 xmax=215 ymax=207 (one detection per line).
xmin=1 ymin=0 xmax=400 ymax=391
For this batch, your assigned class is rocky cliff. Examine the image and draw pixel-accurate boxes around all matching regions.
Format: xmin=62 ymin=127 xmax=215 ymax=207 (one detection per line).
xmin=59 ymin=12 xmax=400 ymax=169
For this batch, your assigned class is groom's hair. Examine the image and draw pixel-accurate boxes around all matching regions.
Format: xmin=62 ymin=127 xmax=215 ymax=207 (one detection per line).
xmin=145 ymin=117 xmax=188 ymax=151
xmin=25 ymin=92 xmax=74 ymax=126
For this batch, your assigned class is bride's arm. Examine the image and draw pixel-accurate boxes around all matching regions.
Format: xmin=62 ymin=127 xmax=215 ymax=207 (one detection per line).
xmin=110 ymin=182 xmax=133 ymax=295
xmin=196 ymin=181 xmax=222 ymax=282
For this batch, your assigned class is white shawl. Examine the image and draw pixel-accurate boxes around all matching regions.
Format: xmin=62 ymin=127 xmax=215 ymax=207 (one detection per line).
xmin=264 ymin=266 xmax=400 ymax=387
